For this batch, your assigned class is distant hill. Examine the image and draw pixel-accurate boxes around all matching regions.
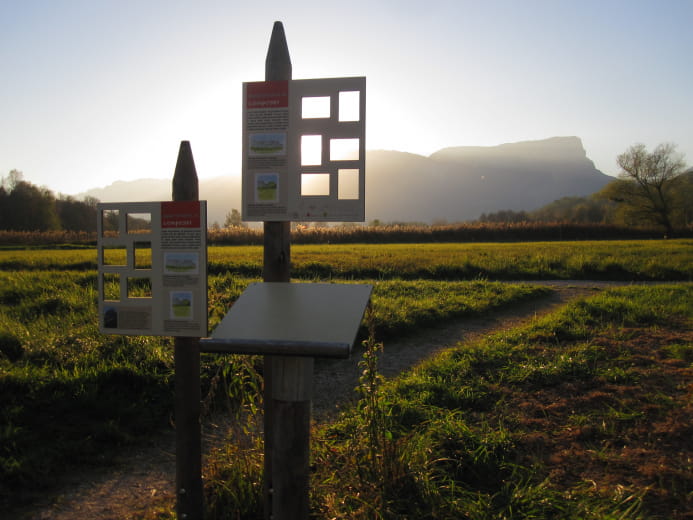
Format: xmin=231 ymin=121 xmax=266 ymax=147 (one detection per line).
xmin=82 ymin=176 xmax=243 ymax=227
xmin=81 ymin=136 xmax=612 ymax=224
xmin=366 ymin=136 xmax=611 ymax=223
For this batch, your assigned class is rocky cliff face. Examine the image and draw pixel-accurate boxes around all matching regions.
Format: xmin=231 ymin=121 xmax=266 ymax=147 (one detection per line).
xmin=430 ymin=136 xmax=594 ymax=165
xmin=366 ymin=136 xmax=611 ymax=222
xmin=83 ymin=137 xmax=612 ymax=225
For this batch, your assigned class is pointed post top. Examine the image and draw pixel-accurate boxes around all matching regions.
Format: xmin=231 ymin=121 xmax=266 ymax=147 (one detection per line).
xmin=172 ymin=140 xmax=199 ymax=201
xmin=265 ymin=21 xmax=292 ymax=81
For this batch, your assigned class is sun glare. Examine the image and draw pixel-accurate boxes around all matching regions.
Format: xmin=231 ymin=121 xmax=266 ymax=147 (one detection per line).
xmin=338 ymin=91 xmax=360 ymax=122
xmin=302 ymin=97 xmax=331 ymax=119
xmin=330 ymin=138 xmax=360 ymax=161
xmin=301 ymin=173 xmax=330 ymax=196
xmin=301 ymin=135 xmax=322 ymax=166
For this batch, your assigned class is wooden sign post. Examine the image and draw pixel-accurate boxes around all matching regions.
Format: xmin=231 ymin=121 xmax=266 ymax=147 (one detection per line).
xmin=96 ymin=140 xmax=206 ymax=519
xmin=172 ymin=141 xmax=204 ymax=520
xmin=262 ymin=21 xmax=312 ymax=520
xmin=202 ymin=283 xmax=373 ymax=520
xmin=238 ymin=21 xmax=365 ymax=519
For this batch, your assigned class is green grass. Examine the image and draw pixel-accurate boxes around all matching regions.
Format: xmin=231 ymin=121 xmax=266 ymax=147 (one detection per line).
xmin=305 ymin=284 xmax=692 ymax=519
xmin=208 ymin=240 xmax=693 ymax=280
xmin=0 ymin=272 xmax=176 ymax=505
xmin=197 ymin=284 xmax=693 ymax=519
xmin=1 ymin=239 xmax=691 ymax=280
xmin=1 ymin=241 xmax=690 ymax=517
xmin=369 ymin=280 xmax=548 ymax=339
xmin=0 ymin=267 xmax=548 ymax=512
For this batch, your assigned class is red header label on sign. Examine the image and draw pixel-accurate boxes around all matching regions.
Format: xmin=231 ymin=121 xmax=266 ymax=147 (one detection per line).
xmin=246 ymin=81 xmax=289 ymax=109
xmin=161 ymin=201 xmax=201 ymax=228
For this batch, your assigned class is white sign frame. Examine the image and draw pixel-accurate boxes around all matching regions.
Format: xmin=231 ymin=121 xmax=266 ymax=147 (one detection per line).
xmin=242 ymin=76 xmax=366 ymax=222
xmin=96 ymin=201 xmax=207 ymax=337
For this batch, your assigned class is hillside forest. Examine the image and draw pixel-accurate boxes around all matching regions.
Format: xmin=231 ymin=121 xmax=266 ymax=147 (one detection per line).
xmin=0 ymin=170 xmax=98 ymax=232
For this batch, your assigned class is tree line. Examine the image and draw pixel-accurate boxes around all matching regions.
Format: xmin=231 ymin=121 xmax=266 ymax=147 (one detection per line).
xmin=2 ymin=143 xmax=690 ymax=235
xmin=478 ymin=196 xmax=614 ymax=225
xmin=0 ymin=170 xmax=99 ymax=232
xmin=479 ymin=143 xmax=692 ymax=234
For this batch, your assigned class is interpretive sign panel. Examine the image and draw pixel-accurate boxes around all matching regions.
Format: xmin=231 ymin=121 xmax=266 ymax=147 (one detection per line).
xmin=97 ymin=201 xmax=207 ymax=336
xmin=242 ymin=76 xmax=366 ymax=222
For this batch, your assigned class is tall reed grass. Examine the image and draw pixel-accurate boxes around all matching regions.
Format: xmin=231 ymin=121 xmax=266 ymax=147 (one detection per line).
xmin=2 ymin=222 xmax=690 ymax=248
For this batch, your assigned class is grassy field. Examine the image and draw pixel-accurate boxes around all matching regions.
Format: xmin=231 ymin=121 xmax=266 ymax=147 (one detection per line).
xmin=0 ymin=239 xmax=691 ymax=517
xmin=207 ymin=284 xmax=692 ymax=519
xmin=1 ymin=239 xmax=691 ymax=280
xmin=0 ymin=272 xmax=547 ymax=510
xmin=209 ymin=240 xmax=691 ymax=280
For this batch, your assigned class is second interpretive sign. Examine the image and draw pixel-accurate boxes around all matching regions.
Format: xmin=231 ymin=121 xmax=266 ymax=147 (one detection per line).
xmin=96 ymin=201 xmax=208 ymax=337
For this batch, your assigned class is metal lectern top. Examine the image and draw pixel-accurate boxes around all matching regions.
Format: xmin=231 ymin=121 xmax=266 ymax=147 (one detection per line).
xmin=201 ymin=282 xmax=373 ymax=358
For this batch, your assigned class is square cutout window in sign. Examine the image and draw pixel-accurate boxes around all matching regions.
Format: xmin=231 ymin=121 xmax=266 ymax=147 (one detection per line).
xmin=242 ymin=76 xmax=365 ymax=222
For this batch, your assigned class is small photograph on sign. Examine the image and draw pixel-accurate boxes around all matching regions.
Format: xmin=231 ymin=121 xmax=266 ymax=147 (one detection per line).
xmin=170 ymin=291 xmax=193 ymax=320
xmin=164 ymin=252 xmax=199 ymax=275
xmin=255 ymin=173 xmax=279 ymax=203
xmin=249 ymin=133 xmax=286 ymax=156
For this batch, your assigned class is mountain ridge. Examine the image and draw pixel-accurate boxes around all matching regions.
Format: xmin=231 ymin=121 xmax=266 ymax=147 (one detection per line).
xmin=81 ymin=136 xmax=612 ymax=225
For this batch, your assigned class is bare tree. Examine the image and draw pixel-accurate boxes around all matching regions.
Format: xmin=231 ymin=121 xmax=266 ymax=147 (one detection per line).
xmin=600 ymin=143 xmax=687 ymax=234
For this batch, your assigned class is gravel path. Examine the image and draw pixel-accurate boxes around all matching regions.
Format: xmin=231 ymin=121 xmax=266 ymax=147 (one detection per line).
xmin=21 ymin=281 xmax=626 ymax=519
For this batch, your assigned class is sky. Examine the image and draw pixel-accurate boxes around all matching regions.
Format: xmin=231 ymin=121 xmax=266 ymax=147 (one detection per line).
xmin=1 ymin=0 xmax=692 ymax=196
